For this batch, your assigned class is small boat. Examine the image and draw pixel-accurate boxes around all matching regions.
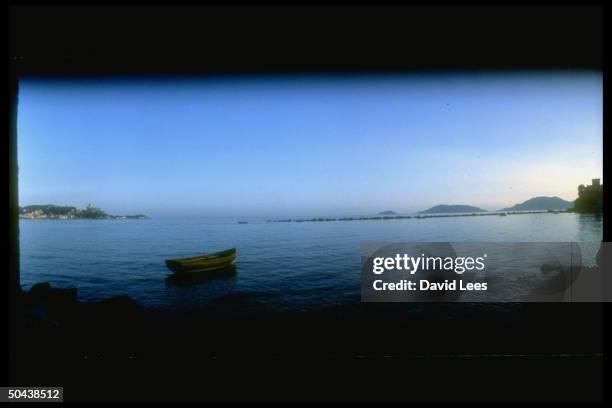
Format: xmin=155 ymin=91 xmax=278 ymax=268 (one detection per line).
xmin=238 ymin=221 xmax=248 ymax=224
xmin=165 ymin=248 xmax=237 ymax=274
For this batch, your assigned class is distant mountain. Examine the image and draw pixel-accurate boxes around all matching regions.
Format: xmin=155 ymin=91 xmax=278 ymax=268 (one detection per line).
xmin=500 ymin=196 xmax=573 ymax=212
xmin=378 ymin=210 xmax=398 ymax=215
xmin=418 ymin=205 xmax=487 ymax=214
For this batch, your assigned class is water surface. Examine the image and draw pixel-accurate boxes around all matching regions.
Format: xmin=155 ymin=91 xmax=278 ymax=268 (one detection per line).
xmin=19 ymin=213 xmax=602 ymax=311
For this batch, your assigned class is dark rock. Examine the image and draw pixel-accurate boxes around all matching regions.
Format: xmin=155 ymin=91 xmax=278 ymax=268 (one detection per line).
xmin=526 ymin=267 xmax=570 ymax=301
xmin=48 ymin=287 xmax=78 ymax=304
xmin=540 ymin=263 xmax=561 ymax=274
xmin=596 ymin=245 xmax=603 ymax=269
xmin=28 ymin=282 xmax=52 ymax=298
xmin=23 ymin=283 xmax=80 ymax=327
xmin=91 ymin=295 xmax=142 ymax=321
xmin=27 ymin=282 xmax=78 ymax=309
xmin=99 ymin=295 xmax=140 ymax=310
xmin=17 ymin=283 xmax=73 ymax=328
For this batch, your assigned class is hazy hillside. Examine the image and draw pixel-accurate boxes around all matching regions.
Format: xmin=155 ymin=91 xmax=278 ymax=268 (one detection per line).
xmin=377 ymin=210 xmax=397 ymax=215
xmin=500 ymin=196 xmax=573 ymax=212
xmin=418 ymin=205 xmax=487 ymax=214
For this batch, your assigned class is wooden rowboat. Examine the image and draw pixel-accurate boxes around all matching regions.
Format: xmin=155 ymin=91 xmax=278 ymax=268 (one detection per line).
xmin=165 ymin=248 xmax=237 ymax=274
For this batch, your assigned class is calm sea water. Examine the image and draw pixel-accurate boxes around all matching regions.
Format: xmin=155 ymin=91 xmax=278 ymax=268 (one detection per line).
xmin=19 ymin=213 xmax=602 ymax=311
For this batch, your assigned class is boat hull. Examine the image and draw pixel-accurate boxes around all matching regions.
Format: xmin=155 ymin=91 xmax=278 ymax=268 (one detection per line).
xmin=165 ymin=248 xmax=237 ymax=274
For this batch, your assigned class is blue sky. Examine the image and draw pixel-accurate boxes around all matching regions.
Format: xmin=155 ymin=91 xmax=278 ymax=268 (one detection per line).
xmin=18 ymin=73 xmax=602 ymax=217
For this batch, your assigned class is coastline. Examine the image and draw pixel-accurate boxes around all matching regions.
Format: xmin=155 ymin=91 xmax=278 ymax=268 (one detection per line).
xmin=18 ymin=216 xmax=149 ymax=220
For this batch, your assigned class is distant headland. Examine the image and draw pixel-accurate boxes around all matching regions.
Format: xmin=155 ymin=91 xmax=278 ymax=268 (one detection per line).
xmin=377 ymin=210 xmax=398 ymax=215
xmin=499 ymin=196 xmax=573 ymax=212
xmin=19 ymin=204 xmax=148 ymax=220
xmin=268 ymin=179 xmax=603 ymax=223
xmin=418 ymin=205 xmax=487 ymax=214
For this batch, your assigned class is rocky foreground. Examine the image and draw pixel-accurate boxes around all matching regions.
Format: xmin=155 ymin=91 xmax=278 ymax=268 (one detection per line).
xmin=15 ymin=282 xmax=142 ymax=331
xmin=11 ymin=245 xmax=605 ymax=401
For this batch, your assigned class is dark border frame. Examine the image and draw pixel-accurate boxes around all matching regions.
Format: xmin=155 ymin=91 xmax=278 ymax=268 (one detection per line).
xmin=8 ymin=3 xmax=608 ymax=404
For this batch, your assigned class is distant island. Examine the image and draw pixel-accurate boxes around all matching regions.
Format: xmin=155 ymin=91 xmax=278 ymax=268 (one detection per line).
xmin=418 ymin=205 xmax=487 ymax=214
xmin=268 ymin=179 xmax=603 ymax=223
xmin=500 ymin=196 xmax=573 ymax=212
xmin=19 ymin=204 xmax=148 ymax=220
xmin=377 ymin=210 xmax=398 ymax=215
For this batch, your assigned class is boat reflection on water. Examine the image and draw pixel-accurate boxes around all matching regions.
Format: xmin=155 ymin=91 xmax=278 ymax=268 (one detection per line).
xmin=165 ymin=264 xmax=237 ymax=287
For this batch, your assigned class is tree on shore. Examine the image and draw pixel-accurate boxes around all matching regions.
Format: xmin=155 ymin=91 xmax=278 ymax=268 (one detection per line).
xmin=77 ymin=204 xmax=108 ymax=219
xmin=573 ymin=179 xmax=603 ymax=213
